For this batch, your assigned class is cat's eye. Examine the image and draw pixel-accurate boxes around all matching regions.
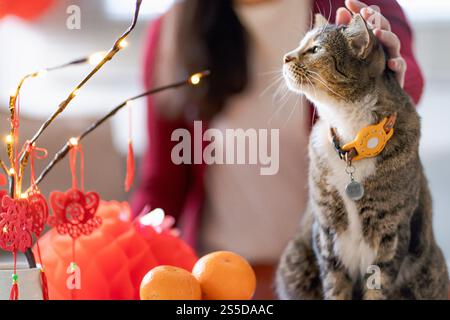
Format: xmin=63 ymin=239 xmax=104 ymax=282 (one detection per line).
xmin=308 ymin=46 xmax=320 ymax=54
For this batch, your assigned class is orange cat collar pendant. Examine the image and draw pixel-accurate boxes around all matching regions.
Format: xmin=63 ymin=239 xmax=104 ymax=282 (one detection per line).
xmin=330 ymin=113 xmax=397 ymax=202
xmin=341 ymin=114 xmax=397 ymax=162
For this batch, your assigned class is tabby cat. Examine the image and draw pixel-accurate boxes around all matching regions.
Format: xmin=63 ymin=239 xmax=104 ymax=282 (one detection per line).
xmin=276 ymin=13 xmax=448 ymax=300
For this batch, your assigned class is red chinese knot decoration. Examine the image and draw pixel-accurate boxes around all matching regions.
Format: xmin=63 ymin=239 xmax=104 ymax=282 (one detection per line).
xmin=49 ymin=189 xmax=101 ymax=239
xmin=28 ymin=189 xmax=49 ymax=237
xmin=0 ymin=196 xmax=33 ymax=253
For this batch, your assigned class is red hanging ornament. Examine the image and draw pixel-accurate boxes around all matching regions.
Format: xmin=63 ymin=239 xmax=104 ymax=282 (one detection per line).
xmin=125 ymin=103 xmax=135 ymax=192
xmin=125 ymin=141 xmax=135 ymax=192
xmin=24 ymin=143 xmax=49 ymax=238
xmin=10 ymin=274 xmax=19 ymax=300
xmin=23 ymin=142 xmax=50 ymax=300
xmin=0 ymin=196 xmax=33 ymax=253
xmin=47 ymin=142 xmax=101 ymax=300
xmin=48 ymin=189 xmax=101 ymax=239
xmin=48 ymin=141 xmax=101 ymax=239
xmin=39 ymin=268 xmax=49 ymax=300
xmin=28 ymin=190 xmax=48 ymax=238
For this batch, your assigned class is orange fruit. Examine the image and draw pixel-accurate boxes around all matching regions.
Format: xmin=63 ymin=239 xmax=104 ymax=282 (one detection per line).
xmin=192 ymin=251 xmax=256 ymax=300
xmin=140 ymin=266 xmax=201 ymax=300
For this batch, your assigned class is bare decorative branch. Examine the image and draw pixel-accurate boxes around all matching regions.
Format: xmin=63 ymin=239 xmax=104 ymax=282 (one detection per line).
xmin=0 ymin=160 xmax=8 ymax=175
xmin=18 ymin=0 xmax=143 ymax=179
xmin=32 ymin=71 xmax=210 ymax=189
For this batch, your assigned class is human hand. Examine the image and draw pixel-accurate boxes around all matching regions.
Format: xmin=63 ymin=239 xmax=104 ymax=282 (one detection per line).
xmin=336 ymin=0 xmax=406 ymax=87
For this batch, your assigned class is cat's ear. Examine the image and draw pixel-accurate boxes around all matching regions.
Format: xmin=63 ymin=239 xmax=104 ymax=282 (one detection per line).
xmin=344 ymin=14 xmax=372 ymax=59
xmin=314 ymin=14 xmax=328 ymax=29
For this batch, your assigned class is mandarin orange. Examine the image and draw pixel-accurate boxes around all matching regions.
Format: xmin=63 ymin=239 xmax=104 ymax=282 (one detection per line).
xmin=140 ymin=265 xmax=201 ymax=300
xmin=192 ymin=251 xmax=256 ymax=300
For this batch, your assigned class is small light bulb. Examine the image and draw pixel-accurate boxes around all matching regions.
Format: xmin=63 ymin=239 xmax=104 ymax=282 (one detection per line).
xmin=125 ymin=100 xmax=134 ymax=107
xmin=88 ymin=51 xmax=107 ymax=65
xmin=189 ymin=74 xmax=201 ymax=85
xmin=118 ymin=39 xmax=128 ymax=49
xmin=20 ymin=193 xmax=28 ymax=199
xmin=8 ymin=168 xmax=15 ymax=175
xmin=36 ymin=70 xmax=48 ymax=78
xmin=5 ymin=135 xmax=13 ymax=144
xmin=69 ymin=137 xmax=79 ymax=147
xmin=72 ymin=89 xmax=80 ymax=97
xmin=2 ymin=226 xmax=7 ymax=233
xmin=9 ymin=88 xmax=17 ymax=98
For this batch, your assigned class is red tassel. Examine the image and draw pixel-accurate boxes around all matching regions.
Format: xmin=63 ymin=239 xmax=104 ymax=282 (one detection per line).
xmin=125 ymin=140 xmax=135 ymax=192
xmin=10 ymin=282 xmax=19 ymax=300
xmin=40 ymin=270 xmax=49 ymax=300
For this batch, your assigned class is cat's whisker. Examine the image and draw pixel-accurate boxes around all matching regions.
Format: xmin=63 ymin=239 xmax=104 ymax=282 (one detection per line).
xmin=326 ymin=0 xmax=332 ymax=26
xmin=304 ymin=75 xmax=318 ymax=99
xmin=282 ymin=93 xmax=300 ymax=128
xmin=268 ymin=78 xmax=300 ymax=125
xmin=307 ymin=71 xmax=342 ymax=98
xmin=273 ymin=81 xmax=291 ymax=104
xmin=314 ymin=3 xmax=326 ymax=35
xmin=317 ymin=1 xmax=333 ymax=37
xmin=314 ymin=1 xmax=324 ymax=21
xmin=258 ymin=69 xmax=284 ymax=76
xmin=268 ymin=90 xmax=294 ymax=125
xmin=323 ymin=0 xmax=333 ymax=35
xmin=308 ymin=74 xmax=341 ymax=98
xmin=306 ymin=70 xmax=328 ymax=85
xmin=289 ymin=78 xmax=307 ymax=126
xmin=287 ymin=21 xmax=309 ymax=35
xmin=259 ymin=75 xmax=285 ymax=99
xmin=308 ymin=73 xmax=346 ymax=100
xmin=309 ymin=71 xmax=344 ymax=99
xmin=273 ymin=78 xmax=290 ymax=101
xmin=308 ymin=10 xmax=314 ymax=30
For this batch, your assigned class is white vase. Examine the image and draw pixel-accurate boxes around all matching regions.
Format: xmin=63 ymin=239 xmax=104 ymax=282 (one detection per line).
xmin=0 ymin=265 xmax=43 ymax=300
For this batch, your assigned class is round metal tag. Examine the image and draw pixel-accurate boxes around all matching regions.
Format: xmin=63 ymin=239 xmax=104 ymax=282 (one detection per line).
xmin=345 ymin=180 xmax=364 ymax=201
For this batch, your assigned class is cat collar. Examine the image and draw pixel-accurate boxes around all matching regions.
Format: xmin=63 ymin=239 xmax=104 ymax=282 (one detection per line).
xmin=330 ymin=113 xmax=397 ymax=162
xmin=329 ymin=114 xmax=396 ymax=201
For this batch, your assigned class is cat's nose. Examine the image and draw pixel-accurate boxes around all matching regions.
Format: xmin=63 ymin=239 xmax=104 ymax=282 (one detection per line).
xmin=284 ymin=55 xmax=296 ymax=64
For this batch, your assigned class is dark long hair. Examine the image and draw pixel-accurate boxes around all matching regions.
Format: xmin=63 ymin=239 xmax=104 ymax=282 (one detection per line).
xmin=178 ymin=0 xmax=249 ymax=119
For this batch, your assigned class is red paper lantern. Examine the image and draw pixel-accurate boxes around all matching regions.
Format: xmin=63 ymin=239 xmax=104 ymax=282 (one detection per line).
xmin=0 ymin=0 xmax=54 ymax=20
xmin=34 ymin=201 xmax=198 ymax=300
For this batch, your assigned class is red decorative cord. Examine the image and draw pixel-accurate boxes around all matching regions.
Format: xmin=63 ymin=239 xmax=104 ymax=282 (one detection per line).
xmin=69 ymin=144 xmax=85 ymax=191
xmin=125 ymin=104 xmax=135 ymax=192
xmin=9 ymin=252 xmax=19 ymax=300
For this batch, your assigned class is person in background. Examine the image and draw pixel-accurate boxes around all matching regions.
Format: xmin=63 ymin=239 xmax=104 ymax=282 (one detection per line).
xmin=132 ymin=0 xmax=423 ymax=299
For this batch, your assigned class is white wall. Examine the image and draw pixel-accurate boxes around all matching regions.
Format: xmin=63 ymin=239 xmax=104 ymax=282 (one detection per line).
xmin=412 ymin=20 xmax=450 ymax=265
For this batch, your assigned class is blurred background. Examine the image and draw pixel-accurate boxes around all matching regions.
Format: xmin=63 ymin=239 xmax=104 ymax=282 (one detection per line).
xmin=0 ymin=0 xmax=449 ymax=268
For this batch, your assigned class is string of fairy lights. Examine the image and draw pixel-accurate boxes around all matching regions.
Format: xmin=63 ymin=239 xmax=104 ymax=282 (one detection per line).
xmin=2 ymin=55 xmax=208 ymax=197
xmin=3 ymin=0 xmax=143 ymax=199
xmin=0 ymin=0 xmax=209 ymax=203
xmin=3 ymin=46 xmax=129 ymax=198
xmin=0 ymin=0 xmax=210 ymax=276
xmin=26 ymin=70 xmax=209 ymax=193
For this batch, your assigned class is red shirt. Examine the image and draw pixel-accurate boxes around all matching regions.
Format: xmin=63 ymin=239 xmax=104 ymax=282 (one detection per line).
xmin=131 ymin=0 xmax=424 ymax=247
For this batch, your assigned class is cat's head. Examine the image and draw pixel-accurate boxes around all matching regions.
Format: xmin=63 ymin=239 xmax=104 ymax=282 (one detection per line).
xmin=283 ymin=14 xmax=386 ymax=106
